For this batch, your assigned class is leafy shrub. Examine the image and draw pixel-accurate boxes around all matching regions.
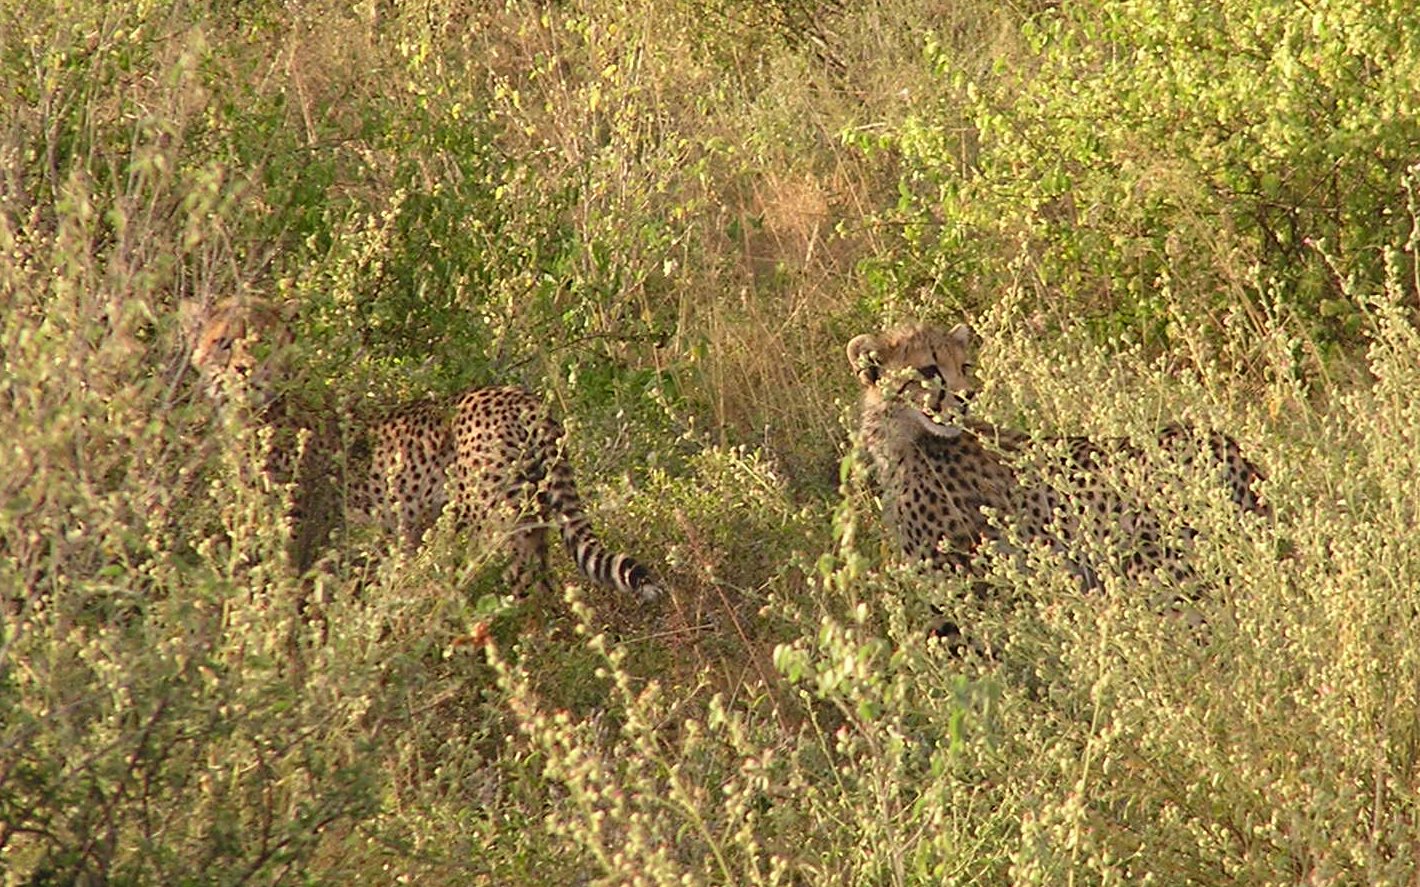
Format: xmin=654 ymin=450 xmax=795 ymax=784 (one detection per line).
xmin=886 ymin=0 xmax=1420 ymax=348
xmin=6 ymin=0 xmax=1420 ymax=882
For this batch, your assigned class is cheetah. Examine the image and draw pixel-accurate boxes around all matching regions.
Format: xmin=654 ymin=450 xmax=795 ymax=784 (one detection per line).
xmin=187 ymin=299 xmax=661 ymax=602
xmin=846 ymin=321 xmax=1268 ymax=591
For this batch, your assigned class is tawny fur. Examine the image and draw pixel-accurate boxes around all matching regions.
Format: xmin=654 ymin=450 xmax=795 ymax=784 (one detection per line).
xmin=847 ymin=322 xmax=1268 ymax=587
xmin=188 ymin=299 xmax=660 ymax=602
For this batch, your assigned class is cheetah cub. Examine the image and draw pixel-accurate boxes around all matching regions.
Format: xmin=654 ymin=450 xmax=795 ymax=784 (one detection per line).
xmin=187 ymin=299 xmax=661 ymax=602
xmin=847 ymin=322 xmax=1268 ymax=588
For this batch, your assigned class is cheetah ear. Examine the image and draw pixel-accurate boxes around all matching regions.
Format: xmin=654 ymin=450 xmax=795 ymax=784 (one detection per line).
xmin=846 ymin=334 xmax=883 ymax=385
xmin=947 ymin=323 xmax=974 ymax=350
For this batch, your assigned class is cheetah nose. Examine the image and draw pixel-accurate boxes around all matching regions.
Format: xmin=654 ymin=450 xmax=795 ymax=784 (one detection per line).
xmin=925 ymin=390 xmax=968 ymax=421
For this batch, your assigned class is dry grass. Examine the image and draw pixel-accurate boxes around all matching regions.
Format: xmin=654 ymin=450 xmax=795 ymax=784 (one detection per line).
xmin=4 ymin=0 xmax=1419 ymax=882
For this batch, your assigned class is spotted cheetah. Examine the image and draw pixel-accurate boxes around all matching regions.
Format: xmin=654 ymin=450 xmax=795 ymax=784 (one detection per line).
xmin=187 ymin=299 xmax=661 ymax=602
xmin=847 ymin=322 xmax=1268 ymax=590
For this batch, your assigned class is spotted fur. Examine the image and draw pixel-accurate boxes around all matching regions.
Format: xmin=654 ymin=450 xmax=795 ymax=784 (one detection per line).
xmin=847 ymin=322 xmax=1268 ymax=587
xmin=188 ymin=300 xmax=660 ymax=601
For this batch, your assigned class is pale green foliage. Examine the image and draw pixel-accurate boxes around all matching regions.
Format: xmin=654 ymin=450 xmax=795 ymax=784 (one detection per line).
xmin=5 ymin=0 xmax=1420 ymax=883
xmin=888 ymin=0 xmax=1420 ymax=349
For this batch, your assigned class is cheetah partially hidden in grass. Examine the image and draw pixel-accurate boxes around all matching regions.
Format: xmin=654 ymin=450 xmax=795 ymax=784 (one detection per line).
xmin=846 ymin=321 xmax=1268 ymax=595
xmin=187 ymin=299 xmax=661 ymax=603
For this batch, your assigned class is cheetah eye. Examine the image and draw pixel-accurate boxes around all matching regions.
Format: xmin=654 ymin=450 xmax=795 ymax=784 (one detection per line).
xmin=918 ymin=365 xmax=943 ymax=381
xmin=961 ymin=362 xmax=974 ymax=373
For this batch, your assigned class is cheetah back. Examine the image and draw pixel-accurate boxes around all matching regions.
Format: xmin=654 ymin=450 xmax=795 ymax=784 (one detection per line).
xmin=186 ymin=300 xmax=660 ymax=602
xmin=849 ymin=322 xmax=1268 ymax=585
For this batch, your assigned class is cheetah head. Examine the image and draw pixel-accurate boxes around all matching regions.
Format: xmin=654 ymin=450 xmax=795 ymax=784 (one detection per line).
xmin=847 ymin=322 xmax=978 ymax=439
xmin=184 ymin=299 xmax=294 ymax=406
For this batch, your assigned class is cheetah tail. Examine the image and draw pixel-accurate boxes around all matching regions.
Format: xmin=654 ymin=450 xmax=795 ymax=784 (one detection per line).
xmin=546 ymin=460 xmax=662 ymax=603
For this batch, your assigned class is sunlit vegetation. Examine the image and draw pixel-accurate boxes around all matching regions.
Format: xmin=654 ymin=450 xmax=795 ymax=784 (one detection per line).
xmin=4 ymin=0 xmax=1419 ymax=881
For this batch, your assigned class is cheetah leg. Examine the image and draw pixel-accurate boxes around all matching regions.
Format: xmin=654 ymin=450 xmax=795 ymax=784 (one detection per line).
xmin=504 ymin=522 xmax=553 ymax=600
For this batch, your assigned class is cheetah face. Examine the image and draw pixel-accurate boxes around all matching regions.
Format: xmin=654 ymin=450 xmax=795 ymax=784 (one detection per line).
xmin=847 ymin=322 xmax=978 ymax=438
xmin=186 ymin=300 xmax=293 ymax=405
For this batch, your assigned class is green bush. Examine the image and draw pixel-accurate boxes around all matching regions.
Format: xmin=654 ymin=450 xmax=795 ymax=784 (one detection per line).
xmin=887 ymin=0 xmax=1420 ymax=348
xmin=477 ymin=249 xmax=1420 ymax=884
xmin=6 ymin=0 xmax=1420 ymax=882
